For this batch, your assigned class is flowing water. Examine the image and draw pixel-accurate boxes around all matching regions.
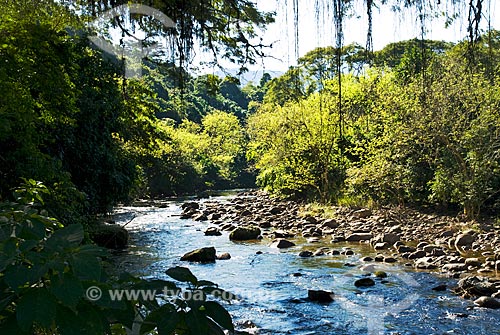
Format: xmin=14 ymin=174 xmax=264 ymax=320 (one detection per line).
xmin=110 ymin=193 xmax=500 ymax=335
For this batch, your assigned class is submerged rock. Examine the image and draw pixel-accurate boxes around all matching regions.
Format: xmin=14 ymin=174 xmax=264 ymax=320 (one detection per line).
xmin=181 ymin=247 xmax=216 ymax=263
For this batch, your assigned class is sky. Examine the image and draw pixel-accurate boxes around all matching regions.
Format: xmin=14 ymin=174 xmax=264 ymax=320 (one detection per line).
xmin=98 ymin=1 xmax=500 ymax=80
xmin=227 ymin=0 xmax=500 ymax=74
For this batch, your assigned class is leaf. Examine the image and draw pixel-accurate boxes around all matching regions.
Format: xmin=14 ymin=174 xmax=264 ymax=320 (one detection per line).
xmin=203 ymin=301 xmax=234 ymax=331
xmin=70 ymin=253 xmax=101 ymax=281
xmin=141 ymin=303 xmax=180 ymax=335
xmin=165 ymin=266 xmax=197 ymax=285
xmin=46 ymin=224 xmax=84 ymax=250
xmin=206 ymin=318 xmax=226 ymax=335
xmin=50 ymin=273 xmax=83 ymax=308
xmin=17 ymin=218 xmax=46 ymax=240
xmin=196 ymin=280 xmax=217 ymax=288
xmin=16 ymin=288 xmax=57 ymax=331
xmin=185 ymin=308 xmax=208 ymax=335
xmin=4 ymin=264 xmax=42 ymax=291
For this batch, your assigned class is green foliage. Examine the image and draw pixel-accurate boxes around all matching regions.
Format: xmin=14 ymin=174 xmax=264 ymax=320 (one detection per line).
xmin=248 ymin=93 xmax=346 ymax=201
xmin=253 ymin=33 xmax=500 ymax=218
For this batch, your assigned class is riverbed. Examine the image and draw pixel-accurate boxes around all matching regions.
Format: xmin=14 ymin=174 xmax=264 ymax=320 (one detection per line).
xmin=110 ymin=194 xmax=500 ymax=335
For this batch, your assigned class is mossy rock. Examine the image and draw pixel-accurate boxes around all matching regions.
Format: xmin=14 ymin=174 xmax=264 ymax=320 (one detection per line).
xmin=89 ymin=224 xmax=129 ymax=249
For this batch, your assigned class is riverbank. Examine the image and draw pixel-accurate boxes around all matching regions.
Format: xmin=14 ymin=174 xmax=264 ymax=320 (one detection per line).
xmin=180 ymin=190 xmax=500 ymax=308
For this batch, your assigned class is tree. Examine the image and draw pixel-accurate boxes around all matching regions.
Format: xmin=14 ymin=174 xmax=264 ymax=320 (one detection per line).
xmin=77 ymin=0 xmax=275 ymax=74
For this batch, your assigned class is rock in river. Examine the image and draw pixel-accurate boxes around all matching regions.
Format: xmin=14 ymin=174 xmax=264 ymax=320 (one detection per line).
xmin=474 ymin=296 xmax=500 ymax=309
xmin=271 ymin=239 xmax=296 ymax=249
xmin=181 ymin=247 xmax=216 ymax=263
xmin=308 ymin=289 xmax=334 ymax=303
xmin=217 ymin=252 xmax=231 ymax=260
xmin=205 ymin=227 xmax=222 ymax=236
xmin=355 ymin=278 xmax=375 ymax=287
xmin=90 ymin=224 xmax=129 ymax=249
xmin=229 ymin=226 xmax=261 ymax=241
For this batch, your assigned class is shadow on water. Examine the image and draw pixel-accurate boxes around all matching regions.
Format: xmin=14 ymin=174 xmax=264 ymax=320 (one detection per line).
xmin=110 ymin=193 xmax=500 ymax=335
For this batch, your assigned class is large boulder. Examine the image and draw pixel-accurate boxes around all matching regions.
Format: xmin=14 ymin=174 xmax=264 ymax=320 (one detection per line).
xmin=181 ymin=247 xmax=216 ymax=263
xmin=90 ymin=224 xmax=129 ymax=249
xmin=229 ymin=226 xmax=261 ymax=241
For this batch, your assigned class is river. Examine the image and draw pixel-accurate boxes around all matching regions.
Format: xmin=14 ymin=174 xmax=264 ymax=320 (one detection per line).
xmin=110 ymin=193 xmax=500 ymax=335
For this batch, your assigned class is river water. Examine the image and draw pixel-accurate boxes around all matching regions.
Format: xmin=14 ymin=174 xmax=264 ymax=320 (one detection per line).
xmin=111 ymin=194 xmax=500 ymax=335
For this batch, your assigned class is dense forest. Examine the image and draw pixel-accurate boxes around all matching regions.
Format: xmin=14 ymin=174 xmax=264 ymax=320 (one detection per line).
xmin=1 ymin=0 xmax=499 ymax=333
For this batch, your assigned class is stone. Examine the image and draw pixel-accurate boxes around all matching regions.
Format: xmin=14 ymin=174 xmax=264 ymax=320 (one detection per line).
xmin=474 ymin=296 xmax=500 ymax=309
xmin=181 ymin=202 xmax=199 ymax=210
xmin=353 ymin=208 xmax=372 ymax=219
xmin=193 ymin=213 xmax=208 ymax=221
xmin=455 ymin=231 xmax=476 ymax=247
xmin=361 ymin=256 xmax=374 ymax=262
xmin=408 ymin=250 xmax=427 ymax=259
xmin=313 ymin=249 xmax=325 ymax=256
xmin=204 ymin=227 xmax=222 ymax=236
xmin=322 ymin=218 xmax=339 ymax=229
xmin=216 ymin=252 xmax=231 ymax=260
xmin=90 ymin=224 xmax=129 ymax=249
xmin=397 ymin=245 xmax=415 ymax=253
xmin=346 ymin=233 xmax=373 ymax=242
xmin=415 ymin=257 xmax=438 ymax=270
xmin=355 ymin=278 xmax=375 ymax=287
xmin=374 ymin=271 xmax=388 ymax=278
xmin=181 ymin=247 xmax=216 ymax=263
xmin=229 ymin=226 xmax=261 ymax=241
xmin=270 ymin=206 xmax=284 ymax=215
xmin=299 ymin=250 xmax=314 ymax=257
xmin=207 ymin=213 xmax=222 ymax=220
xmin=464 ymin=258 xmax=482 ymax=268
xmin=381 ymin=233 xmax=400 ymax=245
xmin=384 ymin=256 xmax=397 ymax=263
xmin=240 ymin=209 xmax=252 ymax=216
xmin=432 ymin=284 xmax=447 ymax=291
xmin=374 ymin=242 xmax=389 ymax=250
xmin=271 ymin=239 xmax=296 ymax=249
xmin=442 ymin=263 xmax=467 ymax=272
xmin=308 ymin=290 xmax=334 ymax=303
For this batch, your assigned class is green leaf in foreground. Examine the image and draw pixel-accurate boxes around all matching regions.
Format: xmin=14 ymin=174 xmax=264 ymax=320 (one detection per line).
xmin=16 ymin=288 xmax=57 ymax=331
xmin=203 ymin=301 xmax=234 ymax=331
xmin=165 ymin=266 xmax=198 ymax=285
